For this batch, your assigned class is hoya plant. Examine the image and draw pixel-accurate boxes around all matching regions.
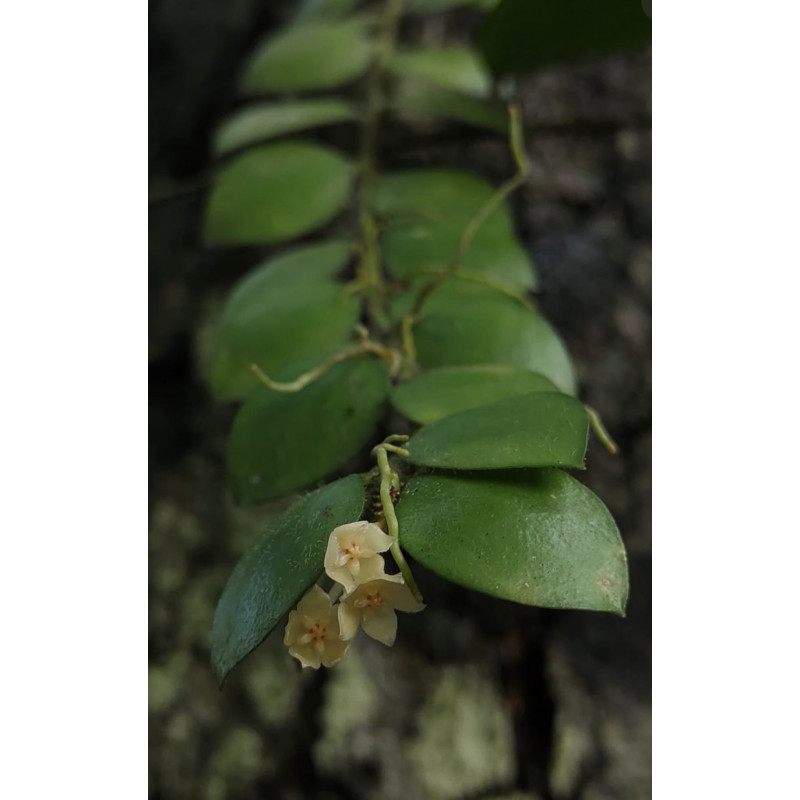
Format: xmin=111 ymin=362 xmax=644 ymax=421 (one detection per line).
xmin=205 ymin=0 xmax=649 ymax=684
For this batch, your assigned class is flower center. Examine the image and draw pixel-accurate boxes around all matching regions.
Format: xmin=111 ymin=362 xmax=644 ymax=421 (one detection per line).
xmin=337 ymin=541 xmax=365 ymax=574
xmin=299 ymin=622 xmax=328 ymax=653
xmin=353 ymin=592 xmax=383 ymax=608
xmin=343 ymin=542 xmax=361 ymax=559
xmin=308 ymin=622 xmax=326 ymax=640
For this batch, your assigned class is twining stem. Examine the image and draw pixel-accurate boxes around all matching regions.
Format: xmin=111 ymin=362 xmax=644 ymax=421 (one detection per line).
xmin=373 ymin=438 xmax=423 ymax=602
xmin=400 ymin=314 xmax=417 ymax=369
xmin=356 ymin=0 xmax=406 ymax=330
xmin=410 ymin=267 xmax=535 ymax=309
xmin=250 ymin=328 xmax=402 ymax=393
xmin=382 ymin=434 xmax=411 ymax=445
xmin=585 ymin=405 xmax=620 ymax=455
xmin=408 ymin=104 xmax=531 ymax=322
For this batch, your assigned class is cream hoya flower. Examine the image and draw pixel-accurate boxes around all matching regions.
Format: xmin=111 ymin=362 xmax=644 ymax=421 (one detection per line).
xmin=338 ymin=573 xmax=425 ymax=647
xmin=284 ymin=585 xmax=349 ymax=669
xmin=324 ymin=521 xmax=395 ymax=593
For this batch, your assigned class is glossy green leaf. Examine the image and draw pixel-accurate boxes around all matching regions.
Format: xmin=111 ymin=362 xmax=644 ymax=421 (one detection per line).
xmin=478 ymin=0 xmax=651 ymax=77
xmin=373 ymin=169 xmax=495 ymax=218
xmin=211 ymin=475 xmax=365 ymax=684
xmin=214 ymin=100 xmax=359 ymax=156
xmin=209 ymin=241 xmax=358 ymax=400
xmin=406 ymin=392 xmax=588 ymax=469
xmin=392 ymin=365 xmax=559 ymax=424
xmin=392 ymin=80 xmax=508 ymax=133
xmin=231 ymin=240 xmax=353 ymax=295
xmin=392 ymin=47 xmax=492 ymax=97
xmin=396 ymin=470 xmax=628 ymax=614
xmin=229 ymin=357 xmax=389 ymax=504
xmin=372 ymin=170 xmax=536 ymax=290
xmin=205 ymin=143 xmax=353 ymax=246
xmin=413 ymin=282 xmax=576 ymax=394
xmin=241 ymin=19 xmax=372 ymax=94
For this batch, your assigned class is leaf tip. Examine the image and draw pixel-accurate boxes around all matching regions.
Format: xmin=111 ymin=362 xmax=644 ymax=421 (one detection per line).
xmin=212 ymin=661 xmax=229 ymax=689
xmin=210 ymin=629 xmax=232 ymax=687
xmin=608 ymin=588 xmax=629 ymax=618
xmin=596 ymin=563 xmax=629 ymax=618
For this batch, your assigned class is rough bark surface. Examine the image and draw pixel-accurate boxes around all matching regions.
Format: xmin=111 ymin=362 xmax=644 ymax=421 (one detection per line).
xmin=149 ymin=2 xmax=651 ymax=798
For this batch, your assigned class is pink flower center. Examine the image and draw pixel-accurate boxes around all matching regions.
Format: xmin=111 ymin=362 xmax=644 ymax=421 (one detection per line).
xmin=308 ymin=622 xmax=326 ymax=641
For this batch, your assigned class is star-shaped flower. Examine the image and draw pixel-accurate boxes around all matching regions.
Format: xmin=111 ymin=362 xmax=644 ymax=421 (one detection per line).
xmin=283 ymin=585 xmax=349 ymax=669
xmin=338 ymin=573 xmax=425 ymax=646
xmin=324 ymin=521 xmax=395 ymax=593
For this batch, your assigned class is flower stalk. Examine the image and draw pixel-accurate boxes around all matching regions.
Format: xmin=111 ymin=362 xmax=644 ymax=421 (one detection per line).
xmin=372 ymin=436 xmax=423 ymax=603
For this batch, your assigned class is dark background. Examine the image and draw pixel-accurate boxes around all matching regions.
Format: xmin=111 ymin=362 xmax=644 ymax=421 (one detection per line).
xmin=149 ymin=2 xmax=651 ymax=798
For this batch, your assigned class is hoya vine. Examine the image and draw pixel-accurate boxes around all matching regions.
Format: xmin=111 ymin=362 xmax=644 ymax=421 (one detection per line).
xmin=206 ymin=0 xmax=632 ymax=684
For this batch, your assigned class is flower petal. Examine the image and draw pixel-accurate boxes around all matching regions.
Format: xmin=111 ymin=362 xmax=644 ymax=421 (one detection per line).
xmin=332 ymin=521 xmax=370 ymax=551
xmin=358 ymin=522 xmax=395 ymax=555
xmin=362 ymin=606 xmax=398 ymax=646
xmin=324 ymin=532 xmax=342 ymax=571
xmin=288 ymin=642 xmax=322 ymax=669
xmin=338 ymin=601 xmax=361 ymax=641
xmin=296 ymin=584 xmax=335 ymax=618
xmin=325 ymin=562 xmax=355 ymax=592
xmin=283 ymin=610 xmax=306 ymax=646
xmin=321 ymin=638 xmax=350 ymax=667
xmin=383 ymin=581 xmax=426 ymax=613
xmin=349 ymin=554 xmax=387 ymax=588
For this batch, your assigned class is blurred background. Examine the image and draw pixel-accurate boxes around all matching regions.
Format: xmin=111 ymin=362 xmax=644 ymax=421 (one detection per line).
xmin=149 ymin=1 xmax=651 ymax=798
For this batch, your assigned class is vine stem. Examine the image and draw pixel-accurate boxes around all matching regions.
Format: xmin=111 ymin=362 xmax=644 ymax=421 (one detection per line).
xmin=356 ymin=0 xmax=406 ymax=331
xmin=250 ymin=327 xmax=402 ymax=393
xmin=411 ymin=267 xmax=535 ymax=309
xmin=372 ymin=439 xmax=423 ymax=603
xmin=407 ymin=104 xmax=531 ymax=322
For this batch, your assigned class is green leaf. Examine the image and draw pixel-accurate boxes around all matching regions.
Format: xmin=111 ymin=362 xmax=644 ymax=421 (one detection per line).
xmin=391 ymin=47 xmax=492 ymax=97
xmin=413 ymin=282 xmax=576 ymax=394
xmin=241 ymin=19 xmax=372 ymax=94
xmin=214 ymin=100 xmax=359 ymax=156
xmin=406 ymin=392 xmax=588 ymax=469
xmin=396 ymin=470 xmax=628 ymax=614
xmin=392 ymin=80 xmax=508 ymax=133
xmin=205 ymin=142 xmax=353 ymax=246
xmin=478 ymin=0 xmax=651 ymax=77
xmin=209 ymin=241 xmax=359 ymax=400
xmin=229 ymin=357 xmax=389 ymax=504
xmin=392 ymin=365 xmax=560 ymax=424
xmin=211 ymin=475 xmax=365 ymax=684
xmin=373 ymin=168 xmax=495 ymax=218
xmin=230 ymin=240 xmax=353 ymax=295
xmin=372 ymin=170 xmax=536 ymax=290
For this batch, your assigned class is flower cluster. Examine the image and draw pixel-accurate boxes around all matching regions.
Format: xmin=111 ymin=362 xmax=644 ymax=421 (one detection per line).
xmin=284 ymin=521 xmax=424 ymax=669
